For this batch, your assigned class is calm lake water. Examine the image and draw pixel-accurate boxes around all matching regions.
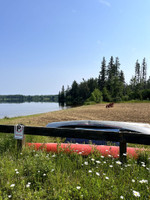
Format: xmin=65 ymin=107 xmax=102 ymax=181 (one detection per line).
xmin=0 ymin=102 xmax=68 ymax=119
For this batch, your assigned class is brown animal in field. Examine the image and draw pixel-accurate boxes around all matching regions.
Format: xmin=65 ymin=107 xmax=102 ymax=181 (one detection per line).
xmin=106 ymin=102 xmax=114 ymax=108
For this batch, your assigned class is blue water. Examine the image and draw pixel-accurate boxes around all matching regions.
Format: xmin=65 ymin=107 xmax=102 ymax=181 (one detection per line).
xmin=0 ymin=102 xmax=67 ymax=119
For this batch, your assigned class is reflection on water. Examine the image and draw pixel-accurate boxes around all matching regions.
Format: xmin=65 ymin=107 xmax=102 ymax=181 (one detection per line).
xmin=59 ymin=102 xmax=71 ymax=110
xmin=0 ymin=102 xmax=70 ymax=119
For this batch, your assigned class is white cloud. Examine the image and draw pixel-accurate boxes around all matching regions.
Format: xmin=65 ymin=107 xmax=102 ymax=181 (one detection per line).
xmin=98 ymin=0 xmax=111 ymax=7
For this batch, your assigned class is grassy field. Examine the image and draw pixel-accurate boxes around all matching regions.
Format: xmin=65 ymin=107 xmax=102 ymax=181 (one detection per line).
xmin=0 ymin=102 xmax=150 ymax=199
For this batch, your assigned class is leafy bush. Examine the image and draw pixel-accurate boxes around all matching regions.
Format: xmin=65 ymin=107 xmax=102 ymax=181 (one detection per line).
xmin=86 ymin=89 xmax=103 ymax=104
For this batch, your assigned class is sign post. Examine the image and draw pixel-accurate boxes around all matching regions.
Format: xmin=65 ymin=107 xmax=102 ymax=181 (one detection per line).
xmin=14 ymin=124 xmax=25 ymax=151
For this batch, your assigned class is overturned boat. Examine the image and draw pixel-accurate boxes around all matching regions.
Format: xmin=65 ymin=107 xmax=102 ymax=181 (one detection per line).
xmin=27 ymin=120 xmax=150 ymax=158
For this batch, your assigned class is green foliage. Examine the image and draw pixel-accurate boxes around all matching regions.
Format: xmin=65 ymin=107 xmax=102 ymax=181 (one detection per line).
xmin=122 ymin=95 xmax=129 ymax=101
xmin=0 ymin=95 xmax=58 ymax=103
xmin=0 ymin=134 xmax=149 ymax=200
xmin=102 ymin=87 xmax=112 ymax=102
xmin=59 ymin=56 xmax=150 ymax=106
xmin=86 ymin=89 xmax=103 ymax=104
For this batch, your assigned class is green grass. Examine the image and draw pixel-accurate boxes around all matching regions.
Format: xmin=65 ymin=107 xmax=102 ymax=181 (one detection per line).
xmin=119 ymin=100 xmax=150 ymax=103
xmin=0 ymin=134 xmax=150 ymax=200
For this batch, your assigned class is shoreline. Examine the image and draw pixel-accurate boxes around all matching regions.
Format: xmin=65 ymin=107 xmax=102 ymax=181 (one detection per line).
xmin=0 ymin=102 xmax=150 ymax=127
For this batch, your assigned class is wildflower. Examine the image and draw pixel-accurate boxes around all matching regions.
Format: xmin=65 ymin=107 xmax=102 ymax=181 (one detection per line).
xmin=109 ymin=165 xmax=113 ymax=168
xmin=116 ymin=161 xmax=122 ymax=165
xmin=76 ymin=186 xmax=81 ymax=190
xmin=132 ymin=179 xmax=135 ymax=183
xmin=139 ymin=179 xmax=148 ymax=184
xmin=105 ymin=177 xmax=109 ymax=180
xmin=43 ymin=173 xmax=46 ymax=176
xmin=84 ymin=161 xmax=88 ymax=165
xmin=26 ymin=184 xmax=30 ymax=188
xmin=16 ymin=171 xmax=19 ymax=174
xmin=88 ymin=170 xmax=92 ymax=173
xmin=15 ymin=169 xmax=18 ymax=172
xmin=51 ymin=169 xmax=55 ymax=172
xmin=91 ymin=158 xmax=95 ymax=161
xmin=52 ymin=154 xmax=56 ymax=157
xmin=108 ymin=154 xmax=112 ymax=157
xmin=133 ymin=190 xmax=140 ymax=197
xmin=103 ymin=161 xmax=106 ymax=164
xmin=96 ymin=160 xmax=101 ymax=164
xmin=10 ymin=184 xmax=15 ymax=188
xmin=120 ymin=195 xmax=124 ymax=199
xmin=96 ymin=172 xmax=100 ymax=176
xmin=8 ymin=195 xmax=12 ymax=198
xmin=101 ymin=156 xmax=104 ymax=158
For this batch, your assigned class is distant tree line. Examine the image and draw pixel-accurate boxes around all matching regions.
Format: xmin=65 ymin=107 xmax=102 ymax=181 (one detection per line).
xmin=0 ymin=95 xmax=58 ymax=103
xmin=59 ymin=56 xmax=150 ymax=105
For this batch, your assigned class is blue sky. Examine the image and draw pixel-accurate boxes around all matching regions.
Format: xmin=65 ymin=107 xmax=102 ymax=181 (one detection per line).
xmin=0 ymin=0 xmax=150 ymax=95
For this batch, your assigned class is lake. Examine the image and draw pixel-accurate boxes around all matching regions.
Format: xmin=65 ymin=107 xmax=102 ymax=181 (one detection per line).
xmin=0 ymin=102 xmax=68 ymax=119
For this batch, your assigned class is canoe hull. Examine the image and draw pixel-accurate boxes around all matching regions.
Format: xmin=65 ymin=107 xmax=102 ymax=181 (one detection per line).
xmin=27 ymin=143 xmax=140 ymax=158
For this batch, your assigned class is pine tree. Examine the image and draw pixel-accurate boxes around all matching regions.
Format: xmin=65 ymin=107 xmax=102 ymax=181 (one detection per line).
xmin=98 ymin=57 xmax=107 ymax=90
xmin=135 ymin=60 xmax=141 ymax=84
xmin=70 ymin=80 xmax=79 ymax=104
xmin=119 ymin=70 xmax=125 ymax=84
xmin=58 ymin=85 xmax=65 ymax=104
xmin=141 ymin=57 xmax=147 ymax=87
xmin=114 ymin=57 xmax=120 ymax=77
xmin=107 ymin=56 xmax=114 ymax=80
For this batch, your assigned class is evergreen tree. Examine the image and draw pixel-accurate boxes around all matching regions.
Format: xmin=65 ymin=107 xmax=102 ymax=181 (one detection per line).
xmin=58 ymin=85 xmax=65 ymax=104
xmin=119 ymin=70 xmax=125 ymax=84
xmin=98 ymin=57 xmax=107 ymax=90
xmin=135 ymin=60 xmax=141 ymax=84
xmin=70 ymin=80 xmax=79 ymax=104
xmin=87 ymin=78 xmax=98 ymax=94
xmin=114 ymin=57 xmax=120 ymax=77
xmin=147 ymin=76 xmax=150 ymax=89
xmin=78 ymin=80 xmax=90 ymax=103
xmin=107 ymin=56 xmax=114 ymax=81
xmin=141 ymin=57 xmax=147 ymax=87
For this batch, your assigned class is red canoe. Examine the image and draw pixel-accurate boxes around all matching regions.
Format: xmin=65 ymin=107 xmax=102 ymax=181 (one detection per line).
xmin=27 ymin=143 xmax=141 ymax=158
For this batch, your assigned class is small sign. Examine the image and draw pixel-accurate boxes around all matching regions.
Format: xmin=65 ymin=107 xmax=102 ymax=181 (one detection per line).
xmin=14 ymin=124 xmax=24 ymax=140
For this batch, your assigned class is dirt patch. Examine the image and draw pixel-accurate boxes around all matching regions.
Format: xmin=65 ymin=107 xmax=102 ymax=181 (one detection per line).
xmin=1 ymin=103 xmax=150 ymax=127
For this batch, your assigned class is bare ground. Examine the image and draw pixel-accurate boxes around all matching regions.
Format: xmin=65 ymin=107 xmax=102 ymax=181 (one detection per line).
xmin=1 ymin=103 xmax=150 ymax=126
